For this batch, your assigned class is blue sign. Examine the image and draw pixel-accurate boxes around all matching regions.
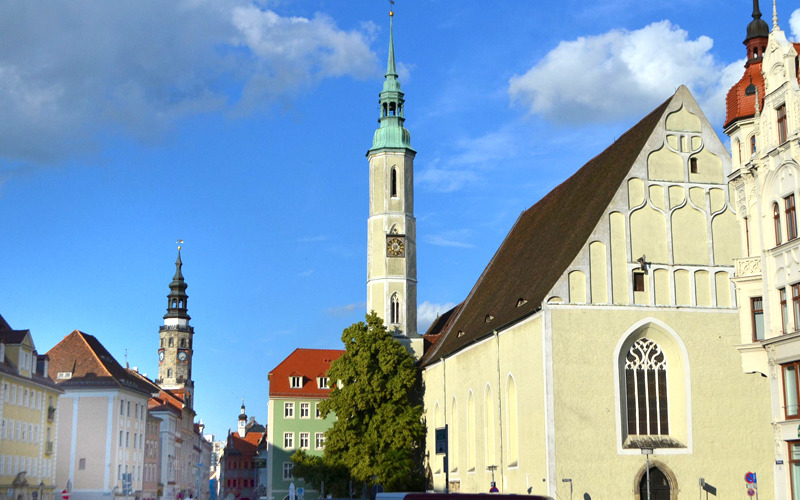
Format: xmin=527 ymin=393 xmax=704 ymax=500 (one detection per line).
xmin=745 ymin=472 xmax=757 ymax=484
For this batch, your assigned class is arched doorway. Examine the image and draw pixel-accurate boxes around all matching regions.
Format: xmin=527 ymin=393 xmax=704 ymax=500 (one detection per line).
xmin=639 ymin=467 xmax=671 ymax=500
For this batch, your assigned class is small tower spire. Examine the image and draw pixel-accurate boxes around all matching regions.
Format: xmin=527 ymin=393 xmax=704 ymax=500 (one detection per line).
xmin=772 ymin=0 xmax=779 ymax=30
xmin=746 ymin=0 xmax=770 ymax=41
xmin=386 ymin=10 xmax=397 ymax=79
xmin=164 ymin=247 xmax=190 ymax=320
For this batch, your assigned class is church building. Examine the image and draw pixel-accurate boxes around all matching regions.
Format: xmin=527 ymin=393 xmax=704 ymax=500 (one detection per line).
xmin=419 ymin=85 xmax=775 ymax=498
xmin=726 ymin=1 xmax=800 ymax=498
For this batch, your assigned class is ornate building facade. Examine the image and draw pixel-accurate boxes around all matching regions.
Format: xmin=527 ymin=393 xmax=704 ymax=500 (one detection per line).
xmin=726 ymin=1 xmax=800 ymax=498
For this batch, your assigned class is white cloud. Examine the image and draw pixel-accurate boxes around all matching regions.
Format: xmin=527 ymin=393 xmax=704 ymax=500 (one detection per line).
xmin=425 ymin=229 xmax=475 ymax=248
xmin=790 ymin=9 xmax=800 ymax=40
xmin=325 ymin=302 xmax=366 ymax=318
xmin=509 ymin=21 xmax=732 ymax=125
xmin=418 ymin=301 xmax=457 ymax=334
xmin=0 ymin=0 xmax=379 ymax=164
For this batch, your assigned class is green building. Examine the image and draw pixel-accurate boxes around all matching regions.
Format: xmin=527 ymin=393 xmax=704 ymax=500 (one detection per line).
xmin=266 ymin=349 xmax=342 ymax=500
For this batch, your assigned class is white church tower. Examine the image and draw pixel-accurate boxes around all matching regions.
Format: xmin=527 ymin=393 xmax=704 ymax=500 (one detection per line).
xmin=366 ymin=10 xmax=422 ymax=357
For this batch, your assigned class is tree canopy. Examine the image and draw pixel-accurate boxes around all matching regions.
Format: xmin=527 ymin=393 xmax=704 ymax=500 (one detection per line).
xmin=316 ymin=311 xmax=426 ymax=491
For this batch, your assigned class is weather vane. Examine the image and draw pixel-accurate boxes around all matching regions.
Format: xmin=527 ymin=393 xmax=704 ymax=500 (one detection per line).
xmin=177 ymin=239 xmax=184 ymax=251
xmin=389 ymin=0 xmax=394 ymax=16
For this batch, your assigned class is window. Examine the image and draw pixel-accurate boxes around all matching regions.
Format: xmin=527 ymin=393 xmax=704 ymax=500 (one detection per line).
xmin=775 ymin=203 xmax=783 ymax=245
xmin=689 ymin=157 xmax=698 ymax=174
xmin=300 ymin=403 xmax=310 ymax=418
xmin=782 ymin=288 xmax=790 ymax=333
xmin=167 ymin=368 xmax=172 ymax=378
xmin=390 ymin=293 xmax=400 ymax=324
xmin=283 ymin=432 xmax=294 ymax=449
xmin=282 ymin=462 xmax=294 ymax=480
xmin=390 ymin=167 xmax=398 ymax=198
xmin=790 ymin=442 xmax=800 ymax=499
xmin=315 ymin=403 xmax=322 ymax=419
xmin=751 ymin=135 xmax=757 ymax=155
xmin=787 ymin=195 xmax=798 ymax=240
xmin=633 ymin=271 xmax=645 ymax=292
xmin=127 ymin=401 xmax=130 ymax=417
xmin=168 ymin=337 xmax=174 ymax=347
xmin=299 ymin=432 xmax=310 ymax=449
xmin=625 ymin=338 xmax=669 ymax=435
xmin=79 ymin=458 xmax=86 ymax=470
xmin=315 ymin=432 xmax=325 ymax=449
xmin=317 ymin=377 xmax=329 ymax=389
xmin=284 ymin=402 xmax=294 ymax=418
xmin=751 ymin=297 xmax=765 ymax=342
xmin=794 ymin=285 xmax=800 ymax=334
xmin=290 ymin=376 xmax=303 ymax=389
xmin=784 ymin=362 xmax=800 ymax=418
xmin=778 ymin=104 xmax=788 ymax=144
xmin=120 ymin=400 xmax=125 ymax=416
xmin=120 ymin=431 xmax=124 ymax=447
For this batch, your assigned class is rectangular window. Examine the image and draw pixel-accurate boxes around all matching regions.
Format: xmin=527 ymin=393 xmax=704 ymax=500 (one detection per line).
xmin=785 ymin=362 xmax=800 ymax=419
xmin=79 ymin=458 xmax=86 ymax=470
xmin=633 ymin=271 xmax=645 ymax=292
xmin=300 ymin=402 xmax=310 ymax=418
xmin=791 ymin=442 xmax=800 ymax=499
xmin=318 ymin=377 xmax=329 ymax=389
xmin=752 ymin=297 xmax=765 ymax=341
xmin=787 ymin=195 xmax=798 ymax=240
xmin=778 ymin=104 xmax=788 ymax=144
xmin=120 ymin=399 xmax=125 ymax=416
xmin=315 ymin=432 xmax=325 ymax=450
xmin=284 ymin=432 xmax=294 ymax=449
xmin=290 ymin=376 xmax=303 ymax=388
xmin=299 ymin=432 xmax=310 ymax=449
xmin=783 ymin=288 xmax=790 ymax=333
xmin=284 ymin=402 xmax=294 ymax=418
xmin=282 ymin=462 xmax=294 ymax=480
xmin=315 ymin=404 xmax=322 ymax=419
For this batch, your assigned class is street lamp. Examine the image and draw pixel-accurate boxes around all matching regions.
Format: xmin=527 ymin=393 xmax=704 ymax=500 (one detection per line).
xmin=641 ymin=448 xmax=653 ymax=500
xmin=561 ymin=479 xmax=572 ymax=500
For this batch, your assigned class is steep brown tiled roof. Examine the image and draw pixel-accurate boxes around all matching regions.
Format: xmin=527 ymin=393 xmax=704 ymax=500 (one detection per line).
xmin=420 ymin=94 xmax=673 ymax=367
xmin=47 ymin=330 xmax=153 ymax=394
xmin=268 ymin=348 xmax=344 ymax=398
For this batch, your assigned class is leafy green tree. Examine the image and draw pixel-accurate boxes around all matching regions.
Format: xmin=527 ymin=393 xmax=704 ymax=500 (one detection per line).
xmin=319 ymin=311 xmax=426 ymax=491
xmin=290 ymin=450 xmax=352 ymax=497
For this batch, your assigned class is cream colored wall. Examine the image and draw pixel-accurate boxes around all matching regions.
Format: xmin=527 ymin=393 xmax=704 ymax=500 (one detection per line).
xmin=77 ymin=396 xmax=111 ymax=489
xmin=423 ymin=315 xmax=547 ymax=496
xmin=548 ymin=307 xmax=773 ymax=499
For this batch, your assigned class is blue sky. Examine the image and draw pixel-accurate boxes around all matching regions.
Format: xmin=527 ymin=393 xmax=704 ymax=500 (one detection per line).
xmin=1 ymin=0 xmax=798 ymax=440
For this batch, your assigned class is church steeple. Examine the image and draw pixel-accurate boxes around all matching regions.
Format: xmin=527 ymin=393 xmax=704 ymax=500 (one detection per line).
xmin=369 ymin=11 xmax=413 ymax=153
xmin=158 ymin=243 xmax=195 ymax=407
xmin=164 ymin=249 xmax=190 ymax=320
xmin=366 ymin=11 xmax=422 ymax=358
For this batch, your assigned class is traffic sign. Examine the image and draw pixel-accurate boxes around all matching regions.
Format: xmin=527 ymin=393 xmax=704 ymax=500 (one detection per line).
xmin=62 ymin=490 xmax=69 ymax=500
xmin=747 ymin=488 xmax=756 ymax=497
xmin=745 ymin=472 xmax=757 ymax=484
xmin=435 ymin=427 xmax=448 ymax=455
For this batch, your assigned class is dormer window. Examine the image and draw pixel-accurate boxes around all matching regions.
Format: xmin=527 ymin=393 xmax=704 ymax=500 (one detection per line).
xmin=317 ymin=377 xmax=329 ymax=389
xmin=290 ymin=376 xmax=303 ymax=389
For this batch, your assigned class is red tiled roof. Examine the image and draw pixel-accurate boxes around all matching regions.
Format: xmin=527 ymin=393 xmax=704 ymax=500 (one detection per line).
xmin=268 ymin=348 xmax=344 ymax=398
xmin=724 ymin=61 xmax=765 ymax=128
xmin=420 ymin=93 xmax=674 ymax=367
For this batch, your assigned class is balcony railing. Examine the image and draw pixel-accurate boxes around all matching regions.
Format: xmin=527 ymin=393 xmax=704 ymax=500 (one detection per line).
xmin=735 ymin=256 xmax=762 ymax=278
xmin=47 ymin=406 xmax=56 ymax=422
xmin=46 ymin=441 xmax=53 ymax=455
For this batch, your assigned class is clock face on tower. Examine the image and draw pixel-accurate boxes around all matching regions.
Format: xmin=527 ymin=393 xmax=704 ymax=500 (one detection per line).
xmin=158 ymin=350 xmax=165 ymax=363
xmin=386 ymin=235 xmax=405 ymax=257
xmin=178 ymin=350 xmax=188 ymax=362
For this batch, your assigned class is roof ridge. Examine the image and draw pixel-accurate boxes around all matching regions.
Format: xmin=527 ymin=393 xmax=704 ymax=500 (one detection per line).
xmin=76 ymin=330 xmax=115 ymax=379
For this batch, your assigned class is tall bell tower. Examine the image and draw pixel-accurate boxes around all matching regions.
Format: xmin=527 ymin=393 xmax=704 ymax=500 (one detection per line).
xmin=157 ymin=245 xmax=195 ymax=408
xmin=366 ymin=10 xmax=422 ymax=357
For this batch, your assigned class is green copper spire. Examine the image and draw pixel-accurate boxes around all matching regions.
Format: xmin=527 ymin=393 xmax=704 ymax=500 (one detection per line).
xmin=369 ymin=11 xmax=414 ymax=153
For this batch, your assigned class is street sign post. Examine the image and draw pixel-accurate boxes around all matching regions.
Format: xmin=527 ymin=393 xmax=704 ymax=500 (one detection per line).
xmin=745 ymin=471 xmax=758 ymax=500
xmin=61 ymin=490 xmax=69 ymax=500
xmin=435 ymin=426 xmax=449 ymax=494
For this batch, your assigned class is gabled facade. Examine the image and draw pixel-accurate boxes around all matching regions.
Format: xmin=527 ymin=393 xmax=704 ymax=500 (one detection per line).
xmin=47 ymin=330 xmax=153 ymax=500
xmin=421 ymin=86 xmax=774 ymax=498
xmin=218 ymin=406 xmax=265 ymax=500
xmin=726 ymin=1 xmax=800 ymax=498
xmin=266 ymin=349 xmax=342 ymax=500
xmin=0 ymin=314 xmax=62 ymax=500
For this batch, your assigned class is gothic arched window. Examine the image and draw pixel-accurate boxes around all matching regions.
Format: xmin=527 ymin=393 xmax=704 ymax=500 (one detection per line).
xmin=390 ymin=167 xmax=398 ymax=198
xmin=390 ymin=294 xmax=401 ymax=324
xmin=625 ymin=338 xmax=669 ymax=436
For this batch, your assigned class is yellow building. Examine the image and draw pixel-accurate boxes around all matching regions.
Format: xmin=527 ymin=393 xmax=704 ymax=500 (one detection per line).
xmin=420 ymin=86 xmax=774 ymax=499
xmin=0 ymin=314 xmax=62 ymax=500
xmin=726 ymin=2 xmax=800 ymax=498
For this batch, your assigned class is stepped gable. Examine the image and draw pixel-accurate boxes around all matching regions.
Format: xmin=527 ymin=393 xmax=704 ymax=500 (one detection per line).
xmin=420 ymin=94 xmax=673 ymax=367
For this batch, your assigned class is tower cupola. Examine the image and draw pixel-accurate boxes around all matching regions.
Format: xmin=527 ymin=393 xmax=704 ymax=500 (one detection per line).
xmin=745 ymin=0 xmax=769 ymax=65
xmin=164 ymin=249 xmax=190 ymax=320
xmin=369 ymin=11 xmax=414 ymax=153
